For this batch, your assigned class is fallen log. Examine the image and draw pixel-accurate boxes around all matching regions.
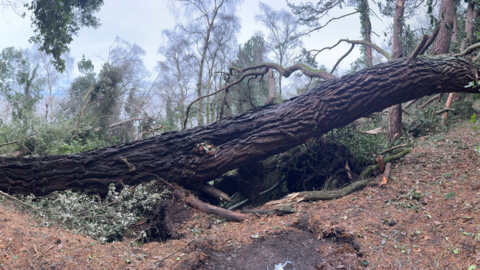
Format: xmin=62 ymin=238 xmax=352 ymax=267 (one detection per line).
xmin=0 ymin=56 xmax=478 ymax=197
xmin=419 ymin=94 xmax=441 ymax=108
xmin=379 ymin=162 xmax=392 ymax=186
xmin=185 ymin=194 xmax=248 ymax=222
xmin=200 ymin=185 xmax=231 ymax=202
xmin=241 ymin=206 xmax=295 ymax=216
xmin=436 ymin=108 xmax=455 ymax=115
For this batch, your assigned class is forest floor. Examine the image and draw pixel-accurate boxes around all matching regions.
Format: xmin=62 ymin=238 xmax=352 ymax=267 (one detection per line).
xmin=1 ymin=120 xmax=480 ymax=269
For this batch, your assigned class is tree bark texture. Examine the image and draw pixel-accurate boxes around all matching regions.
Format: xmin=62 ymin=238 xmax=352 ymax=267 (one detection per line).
xmin=432 ymin=0 xmax=456 ymax=55
xmin=1 ymin=56 xmax=479 ymax=197
xmin=462 ymin=3 xmax=479 ymax=51
xmin=387 ymin=0 xmax=405 ymax=144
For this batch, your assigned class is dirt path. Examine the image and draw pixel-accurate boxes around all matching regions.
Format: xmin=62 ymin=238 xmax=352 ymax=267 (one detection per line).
xmin=1 ymin=121 xmax=480 ymax=269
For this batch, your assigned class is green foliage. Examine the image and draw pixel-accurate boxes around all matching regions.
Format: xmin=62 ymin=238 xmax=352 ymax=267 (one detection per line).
xmin=90 ymin=63 xmax=123 ymax=131
xmin=405 ymin=106 xmax=447 ymax=137
xmin=0 ymin=47 xmax=44 ymax=122
xmin=296 ymin=48 xmax=319 ymax=68
xmin=226 ymin=34 xmax=270 ymax=116
xmin=77 ymin=54 xmax=95 ymax=75
xmin=469 ymin=113 xmax=479 ymax=130
xmin=51 ymin=137 xmax=114 ymax=155
xmin=325 ymin=125 xmax=387 ymax=165
xmin=25 ymin=0 xmax=104 ymax=72
xmin=9 ymin=181 xmax=170 ymax=244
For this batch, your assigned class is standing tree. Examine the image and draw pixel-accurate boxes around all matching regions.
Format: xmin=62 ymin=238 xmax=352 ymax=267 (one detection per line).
xmin=387 ymin=0 xmax=406 ymax=144
xmin=255 ymin=2 xmax=303 ymax=100
xmin=431 ymin=0 xmax=457 ymax=119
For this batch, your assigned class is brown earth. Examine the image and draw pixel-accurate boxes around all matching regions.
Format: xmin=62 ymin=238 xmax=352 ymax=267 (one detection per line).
xmin=1 ymin=120 xmax=480 ymax=269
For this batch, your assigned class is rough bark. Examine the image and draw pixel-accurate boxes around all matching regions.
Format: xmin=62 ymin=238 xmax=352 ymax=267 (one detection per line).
xmin=432 ymin=0 xmax=456 ymax=55
xmin=1 ymin=56 xmax=479 ymax=197
xmin=432 ymin=0 xmax=456 ymax=119
xmin=461 ymin=2 xmax=478 ymax=51
xmin=387 ymin=0 xmax=406 ymax=144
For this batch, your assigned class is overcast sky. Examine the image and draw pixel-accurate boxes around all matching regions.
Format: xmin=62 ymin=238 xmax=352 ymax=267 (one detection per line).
xmin=0 ymin=0 xmax=391 ymax=78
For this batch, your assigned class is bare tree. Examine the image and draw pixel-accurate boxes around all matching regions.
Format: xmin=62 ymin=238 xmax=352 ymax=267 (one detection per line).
xmin=1 ymin=0 xmax=26 ymax=16
xmin=170 ymin=0 xmax=243 ymax=127
xmin=255 ymin=2 xmax=303 ymax=99
xmin=157 ymin=29 xmax=196 ymax=129
xmin=33 ymin=46 xmax=74 ymax=121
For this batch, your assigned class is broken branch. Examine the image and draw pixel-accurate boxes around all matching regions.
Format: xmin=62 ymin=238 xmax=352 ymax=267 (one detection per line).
xmin=410 ymin=34 xmax=429 ymax=59
xmin=419 ymin=25 xmax=440 ymax=55
xmin=331 ymin=43 xmax=355 ymax=74
xmin=379 ymin=162 xmax=392 ymax=186
xmin=0 ymin=133 xmax=35 ymax=148
xmin=437 ymin=108 xmax=455 ymax=115
xmin=419 ymin=94 xmax=441 ymax=109
xmin=186 ymin=194 xmax=248 ymax=222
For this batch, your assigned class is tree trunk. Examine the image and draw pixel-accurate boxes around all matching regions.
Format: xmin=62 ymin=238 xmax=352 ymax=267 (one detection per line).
xmin=278 ymin=74 xmax=283 ymax=100
xmin=360 ymin=0 xmax=373 ymax=67
xmin=387 ymin=0 xmax=405 ymax=144
xmin=432 ymin=0 xmax=456 ymax=119
xmin=265 ymin=68 xmax=275 ymax=105
xmin=1 ymin=56 xmax=479 ymax=197
xmin=432 ymin=0 xmax=455 ymax=55
xmin=452 ymin=14 xmax=458 ymax=44
xmin=462 ymin=3 xmax=479 ymax=51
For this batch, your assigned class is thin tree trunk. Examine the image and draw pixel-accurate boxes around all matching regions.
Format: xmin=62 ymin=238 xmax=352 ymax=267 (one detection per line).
xmin=442 ymin=93 xmax=455 ymax=119
xmin=462 ymin=3 xmax=479 ymax=51
xmin=432 ymin=0 xmax=456 ymax=119
xmin=1 ymin=56 xmax=479 ymax=197
xmin=278 ymin=74 xmax=282 ymax=100
xmin=452 ymin=14 xmax=458 ymax=44
xmin=360 ymin=0 xmax=373 ymax=67
xmin=265 ymin=68 xmax=275 ymax=105
xmin=387 ymin=0 xmax=406 ymax=144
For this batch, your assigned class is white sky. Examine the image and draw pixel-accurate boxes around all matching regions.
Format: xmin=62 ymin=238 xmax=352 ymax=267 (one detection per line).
xmin=0 ymin=0 xmax=391 ymax=78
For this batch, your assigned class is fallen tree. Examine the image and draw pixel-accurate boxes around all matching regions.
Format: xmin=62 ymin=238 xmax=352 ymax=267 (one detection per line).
xmin=1 ymin=55 xmax=479 ymax=197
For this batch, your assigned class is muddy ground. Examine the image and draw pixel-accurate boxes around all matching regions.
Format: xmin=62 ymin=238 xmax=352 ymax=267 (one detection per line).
xmin=1 ymin=120 xmax=480 ymax=269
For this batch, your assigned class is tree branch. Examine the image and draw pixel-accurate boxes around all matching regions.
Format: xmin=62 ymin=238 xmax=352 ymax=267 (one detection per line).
xmin=183 ymin=62 xmax=337 ymax=129
xmin=94 ymin=117 xmax=153 ymax=133
xmin=134 ymin=126 xmax=165 ymax=141
xmin=419 ymin=25 xmax=440 ymax=55
xmin=331 ymin=44 xmax=355 ymax=73
xmin=295 ymin=11 xmax=360 ymax=39
xmin=454 ymin=42 xmax=480 ymax=57
xmin=0 ymin=134 xmax=36 ymax=148
xmin=410 ymin=34 xmax=429 ymax=59
xmin=419 ymin=94 xmax=441 ymax=108
xmin=340 ymin=39 xmax=392 ymax=61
